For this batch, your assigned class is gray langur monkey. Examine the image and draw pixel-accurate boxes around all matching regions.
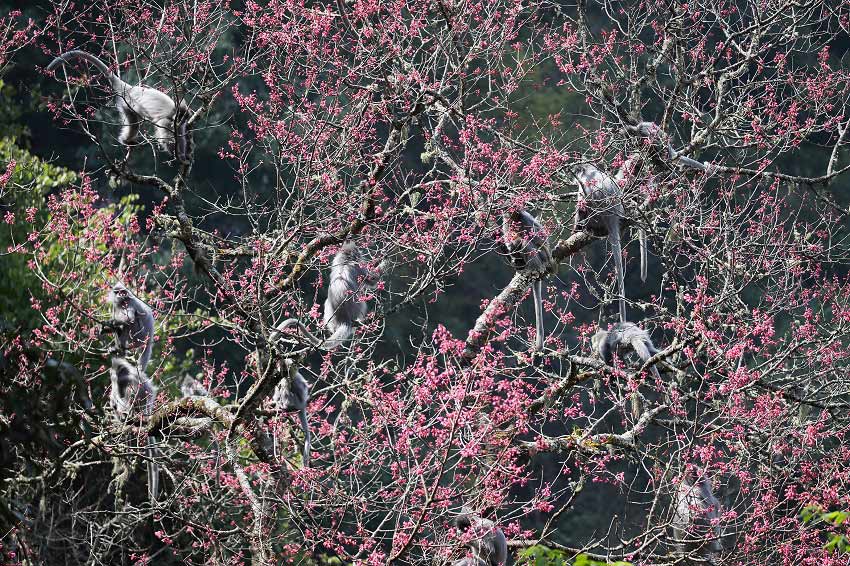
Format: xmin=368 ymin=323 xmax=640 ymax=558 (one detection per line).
xmin=110 ymin=356 xmax=159 ymax=502
xmin=592 ymin=322 xmax=661 ymax=417
xmin=180 ymin=374 xmax=209 ymax=398
xmin=592 ymin=322 xmax=661 ymax=379
xmin=47 ymin=50 xmax=192 ymax=162
xmin=271 ymin=368 xmax=311 ymax=467
xmin=672 ymin=474 xmax=723 ymax=562
xmin=572 ymin=163 xmax=630 ymax=323
xmin=454 ymin=511 xmax=508 ymax=566
xmin=502 ymin=209 xmax=555 ymax=351
xmin=279 ymin=242 xmax=383 ymax=350
xmin=626 ymin=121 xmax=710 ymax=173
xmin=107 ymin=282 xmax=155 ymax=372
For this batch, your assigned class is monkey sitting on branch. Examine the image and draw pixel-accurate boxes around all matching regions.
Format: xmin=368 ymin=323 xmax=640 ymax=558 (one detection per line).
xmin=271 ymin=365 xmax=311 ymax=467
xmin=572 ymin=163 xmax=650 ymax=323
xmin=105 ymin=282 xmax=156 ymax=373
xmin=279 ymin=241 xmax=383 ymax=351
xmin=501 ymin=208 xmax=555 ymax=352
xmin=452 ymin=510 xmax=508 ymax=566
xmin=109 ymin=356 xmax=159 ymax=502
xmin=592 ymin=321 xmax=662 ymax=416
xmin=179 ymin=375 xmax=209 ymax=398
xmin=672 ymin=472 xmax=724 ymax=563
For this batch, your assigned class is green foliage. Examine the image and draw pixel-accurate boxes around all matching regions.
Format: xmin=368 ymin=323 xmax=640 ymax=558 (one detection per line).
xmin=801 ymin=505 xmax=850 ymax=555
xmin=0 ymin=136 xmax=78 ymax=329
xmin=507 ymin=63 xmax=595 ymax=145
xmin=518 ymin=545 xmax=632 ymax=566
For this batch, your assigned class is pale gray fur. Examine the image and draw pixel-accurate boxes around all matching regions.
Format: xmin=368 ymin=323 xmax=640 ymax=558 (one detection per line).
xmin=627 ymin=121 xmax=709 ymax=172
xmin=47 ymin=50 xmax=191 ymax=161
xmin=107 ymin=282 xmax=155 ymax=372
xmin=180 ymin=375 xmax=209 ymax=398
xmin=271 ymin=368 xmax=311 ymax=466
xmin=454 ymin=512 xmax=508 ymax=566
xmin=502 ymin=209 xmax=554 ymax=351
xmin=591 ymin=322 xmax=661 ymax=379
xmin=573 ymin=164 xmax=628 ymax=322
xmin=592 ymin=322 xmax=660 ymax=416
xmin=110 ymin=356 xmax=159 ymax=502
xmin=277 ymin=242 xmax=381 ymax=350
xmin=672 ymin=475 xmax=723 ymax=561
xmin=453 ymin=558 xmax=489 ymax=566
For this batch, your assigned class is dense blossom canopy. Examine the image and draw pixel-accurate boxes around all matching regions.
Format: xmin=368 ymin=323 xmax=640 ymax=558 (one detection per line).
xmin=3 ymin=1 xmax=850 ymax=565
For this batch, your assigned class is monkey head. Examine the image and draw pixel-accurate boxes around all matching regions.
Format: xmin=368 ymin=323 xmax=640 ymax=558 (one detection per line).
xmin=110 ymin=282 xmax=131 ymax=307
xmin=571 ymin=163 xmax=606 ymax=189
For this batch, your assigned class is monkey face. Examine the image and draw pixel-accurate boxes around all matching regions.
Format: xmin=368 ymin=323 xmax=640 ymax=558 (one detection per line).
xmin=112 ymin=285 xmax=130 ymax=306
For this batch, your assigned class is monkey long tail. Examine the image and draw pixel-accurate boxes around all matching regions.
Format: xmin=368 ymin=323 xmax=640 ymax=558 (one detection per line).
xmin=139 ymin=337 xmax=153 ymax=374
xmin=639 ymin=228 xmax=648 ymax=283
xmin=47 ymin=50 xmax=123 ymax=92
xmin=667 ymin=142 xmax=709 ymax=172
xmin=609 ymin=229 xmax=627 ymax=323
xmin=532 ymin=279 xmax=544 ymax=351
xmin=274 ymin=318 xmax=326 ymax=348
xmin=141 ymin=379 xmax=159 ymax=503
xmin=147 ymin=444 xmax=159 ymax=503
xmin=298 ymin=407 xmax=311 ymax=467
xmin=630 ymin=395 xmax=643 ymax=419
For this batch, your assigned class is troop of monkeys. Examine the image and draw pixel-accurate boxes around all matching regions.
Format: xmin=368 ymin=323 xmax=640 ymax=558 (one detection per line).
xmin=52 ymin=49 xmax=723 ymax=562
